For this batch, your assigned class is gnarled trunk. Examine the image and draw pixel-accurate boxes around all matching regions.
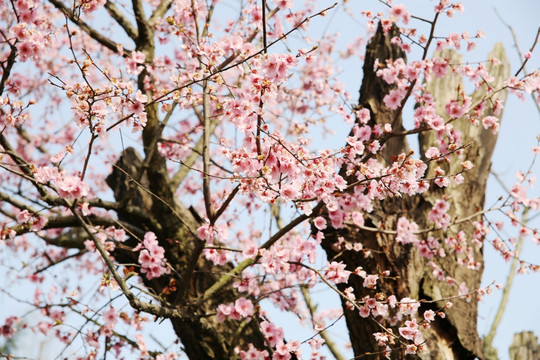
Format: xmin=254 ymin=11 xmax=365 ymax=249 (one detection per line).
xmin=320 ymin=25 xmax=509 ymax=359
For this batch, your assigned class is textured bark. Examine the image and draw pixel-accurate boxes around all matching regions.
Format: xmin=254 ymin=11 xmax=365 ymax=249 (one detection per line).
xmin=509 ymin=332 xmax=540 ymax=360
xmin=320 ymin=25 xmax=510 ymax=359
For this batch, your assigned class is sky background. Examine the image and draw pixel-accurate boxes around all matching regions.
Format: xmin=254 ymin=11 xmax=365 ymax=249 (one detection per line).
xmin=1 ymin=1 xmax=539 ymax=359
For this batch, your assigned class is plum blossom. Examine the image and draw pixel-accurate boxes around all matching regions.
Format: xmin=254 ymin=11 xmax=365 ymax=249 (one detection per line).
xmin=234 ymin=297 xmax=254 ymax=318
xmin=399 ymin=318 xmax=419 ymax=340
xmin=313 ymin=216 xmax=327 ymax=230
xmin=428 ymin=199 xmax=451 ymax=230
xmin=363 ymin=274 xmax=379 ymax=289
xmin=239 ymin=344 xmax=269 ymax=360
xmin=197 ymin=222 xmax=229 ymax=245
xmin=216 ymin=298 xmax=254 ymax=322
xmin=34 ymin=166 xmax=58 ymax=183
xmin=16 ymin=210 xmax=32 ymax=224
xmin=398 ymin=297 xmax=421 ymax=316
xmin=260 ymin=321 xmax=284 ymax=347
xmin=383 ymin=88 xmax=406 ymax=110
xmin=481 ymin=115 xmax=499 ymax=134
xmin=425 ymin=147 xmax=440 ymax=159
xmin=396 ymin=217 xmax=419 ymax=244
xmin=356 ymin=108 xmax=371 ymax=124
xmin=137 ymin=232 xmax=170 ymax=280
xmin=55 ymin=174 xmax=89 ymax=199
xmin=390 ymin=4 xmax=410 ymax=24
xmin=0 ymin=316 xmax=20 ymax=337
xmin=103 ymin=306 xmax=118 ymax=329
xmin=325 ymin=261 xmax=351 ymax=284
xmin=424 ymin=309 xmax=436 ymax=322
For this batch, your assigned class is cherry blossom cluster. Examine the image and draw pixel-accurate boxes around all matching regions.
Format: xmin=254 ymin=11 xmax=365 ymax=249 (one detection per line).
xmin=216 ymin=297 xmax=254 ymax=322
xmin=134 ymin=232 xmax=171 ymax=280
xmin=34 ymin=166 xmax=90 ymax=199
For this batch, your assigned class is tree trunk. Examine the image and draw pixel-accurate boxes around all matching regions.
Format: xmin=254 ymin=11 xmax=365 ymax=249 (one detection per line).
xmin=320 ymin=25 xmax=509 ymax=359
xmin=509 ymin=331 xmax=540 ymax=360
xmin=106 ymin=148 xmax=267 ymax=359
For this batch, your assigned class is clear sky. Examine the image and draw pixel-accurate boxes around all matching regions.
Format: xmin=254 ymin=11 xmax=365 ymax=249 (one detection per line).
xmin=1 ymin=1 xmax=538 ymax=359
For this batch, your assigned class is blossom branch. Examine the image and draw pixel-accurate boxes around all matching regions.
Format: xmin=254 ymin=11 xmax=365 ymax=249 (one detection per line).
xmin=300 ymin=285 xmax=347 ymax=360
xmin=104 ymin=1 xmax=139 ymax=39
xmin=197 ymin=201 xmax=324 ymax=305
xmin=47 ymin=0 xmax=130 ymax=55
xmin=494 ymin=9 xmax=540 ymax=115
xmin=202 ymin=80 xmax=214 ymax=221
xmin=70 ymin=205 xmax=184 ymax=320
xmin=148 ymin=2 xmax=338 ymax=107
xmin=484 ymin=207 xmax=529 ymax=351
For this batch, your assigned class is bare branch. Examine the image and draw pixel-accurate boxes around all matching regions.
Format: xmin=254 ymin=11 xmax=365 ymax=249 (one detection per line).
xmin=105 ymin=0 xmax=139 ymax=40
xmin=47 ymin=0 xmax=129 ymax=55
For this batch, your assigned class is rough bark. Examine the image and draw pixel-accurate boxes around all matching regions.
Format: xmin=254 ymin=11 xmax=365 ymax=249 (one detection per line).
xmin=509 ymin=332 xmax=540 ymax=360
xmin=320 ymin=25 xmax=510 ymax=359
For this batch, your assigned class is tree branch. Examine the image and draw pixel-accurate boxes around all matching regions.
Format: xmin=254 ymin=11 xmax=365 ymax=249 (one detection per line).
xmin=105 ymin=0 xmax=139 ymax=40
xmin=47 ymin=0 xmax=129 ymax=55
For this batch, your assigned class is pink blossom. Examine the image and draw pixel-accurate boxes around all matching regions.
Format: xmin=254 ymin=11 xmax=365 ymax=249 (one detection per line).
xmin=405 ymin=344 xmax=418 ymax=355
xmin=275 ymin=0 xmax=293 ymax=10
xmin=356 ymin=108 xmax=371 ymax=124
xmin=16 ymin=210 xmax=32 ymax=224
xmin=425 ymin=147 xmax=440 ymax=159
xmin=0 ymin=316 xmax=20 ymax=337
xmin=428 ymin=200 xmax=451 ymax=230
xmin=374 ymin=332 xmax=389 ymax=346
xmin=325 ymin=261 xmax=351 ymax=284
xmin=363 ymin=274 xmax=379 ymax=289
xmin=242 ymin=244 xmax=258 ymax=259
xmin=359 ymin=305 xmax=370 ymax=318
xmin=138 ymin=232 xmax=170 ymax=280
xmin=351 ymin=211 xmax=365 ymax=227
xmin=261 ymin=321 xmax=284 ymax=347
xmin=481 ymin=116 xmax=499 ymax=134
xmin=396 ymin=217 xmax=419 ymax=244
xmin=55 ymin=174 xmax=89 ymax=199
xmin=383 ymin=88 xmax=405 ymax=110
xmin=313 ymin=216 xmax=327 ymax=230
xmin=239 ymin=344 xmax=269 ymax=360
xmin=398 ymin=318 xmax=419 ymax=340
xmin=234 ymin=297 xmax=254 ymax=318
xmin=390 ymin=4 xmax=410 ymax=24
xmin=34 ymin=166 xmax=58 ymax=183
xmin=134 ymin=334 xmax=149 ymax=357
xmin=398 ymin=297 xmax=420 ymax=316
xmin=454 ymin=174 xmax=465 ymax=185
xmin=196 ymin=222 xmax=229 ymax=245
xmin=30 ymin=216 xmax=47 ymax=231
xmin=103 ymin=306 xmax=118 ymax=328
xmin=424 ymin=309 xmax=436 ymax=322
xmin=216 ymin=303 xmax=231 ymax=323
xmin=132 ymin=51 xmax=146 ymax=64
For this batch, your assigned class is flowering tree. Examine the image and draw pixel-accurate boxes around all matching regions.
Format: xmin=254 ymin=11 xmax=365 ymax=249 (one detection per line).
xmin=0 ymin=0 xmax=539 ymax=359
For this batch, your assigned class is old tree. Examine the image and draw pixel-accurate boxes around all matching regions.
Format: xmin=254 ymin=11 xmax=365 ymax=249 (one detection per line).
xmin=0 ymin=0 xmax=539 ymax=359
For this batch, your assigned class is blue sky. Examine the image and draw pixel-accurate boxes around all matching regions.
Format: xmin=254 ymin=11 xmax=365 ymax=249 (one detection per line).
xmin=1 ymin=1 xmax=539 ymax=359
